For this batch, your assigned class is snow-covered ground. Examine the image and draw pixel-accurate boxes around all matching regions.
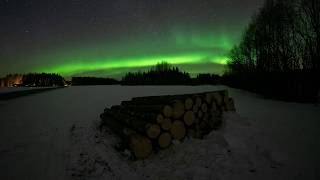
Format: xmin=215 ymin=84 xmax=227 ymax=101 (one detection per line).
xmin=0 ymin=85 xmax=319 ymax=180
xmin=0 ymin=87 xmax=56 ymax=94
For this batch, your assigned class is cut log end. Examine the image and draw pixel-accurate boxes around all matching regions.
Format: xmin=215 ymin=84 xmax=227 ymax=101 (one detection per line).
xmin=156 ymin=114 xmax=164 ymax=124
xmin=201 ymin=103 xmax=208 ymax=113
xmin=195 ymin=96 xmax=202 ymax=107
xmin=170 ymin=120 xmax=186 ymax=140
xmin=158 ymin=132 xmax=172 ymax=148
xmin=161 ymin=118 xmax=172 ymax=130
xmin=205 ymin=93 xmax=212 ymax=104
xmin=197 ymin=110 xmax=203 ymax=118
xmin=146 ymin=124 xmax=161 ymax=139
xmin=129 ymin=134 xmax=153 ymax=159
xmin=172 ymin=100 xmax=185 ymax=119
xmin=184 ymin=111 xmax=195 ymax=126
xmin=163 ymin=105 xmax=173 ymax=117
xmin=185 ymin=98 xmax=193 ymax=110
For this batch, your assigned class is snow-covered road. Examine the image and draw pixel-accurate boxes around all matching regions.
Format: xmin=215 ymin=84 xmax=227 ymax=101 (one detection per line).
xmin=0 ymin=85 xmax=319 ymax=180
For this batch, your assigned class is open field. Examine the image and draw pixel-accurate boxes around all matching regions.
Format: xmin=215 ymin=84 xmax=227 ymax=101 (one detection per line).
xmin=0 ymin=85 xmax=319 ymax=180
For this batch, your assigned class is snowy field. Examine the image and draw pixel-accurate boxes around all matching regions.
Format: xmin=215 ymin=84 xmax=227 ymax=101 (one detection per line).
xmin=0 ymin=85 xmax=319 ymax=180
xmin=0 ymin=87 xmax=56 ymax=94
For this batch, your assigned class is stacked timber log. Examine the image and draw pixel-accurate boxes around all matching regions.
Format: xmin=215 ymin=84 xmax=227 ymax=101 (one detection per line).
xmin=100 ymin=90 xmax=236 ymax=159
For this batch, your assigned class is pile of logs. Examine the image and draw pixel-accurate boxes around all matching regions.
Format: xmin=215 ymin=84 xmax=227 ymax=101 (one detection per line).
xmin=100 ymin=90 xmax=236 ymax=159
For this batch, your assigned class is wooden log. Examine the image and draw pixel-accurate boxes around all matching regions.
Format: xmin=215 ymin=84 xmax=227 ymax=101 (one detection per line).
xmin=205 ymin=93 xmax=213 ymax=104
xmin=104 ymin=108 xmax=161 ymax=139
xmin=172 ymin=100 xmax=185 ymax=119
xmin=183 ymin=111 xmax=195 ymax=126
xmin=161 ymin=118 xmax=172 ymax=130
xmin=163 ymin=105 xmax=173 ymax=117
xmin=129 ymin=133 xmax=153 ymax=159
xmin=192 ymin=105 xmax=199 ymax=113
xmin=197 ymin=110 xmax=203 ymax=119
xmin=158 ymin=132 xmax=172 ymax=148
xmin=123 ymin=90 xmax=228 ymax=106
xmin=100 ymin=113 xmax=153 ymax=159
xmin=170 ymin=120 xmax=186 ymax=140
xmin=146 ymin=124 xmax=161 ymax=139
xmin=201 ymin=103 xmax=208 ymax=113
xmin=156 ymin=114 xmax=164 ymax=124
xmin=185 ymin=97 xmax=193 ymax=110
xmin=114 ymin=105 xmax=165 ymax=116
xmin=113 ymin=104 xmax=172 ymax=120
xmin=194 ymin=96 xmax=202 ymax=107
xmin=123 ymin=94 xmax=193 ymax=106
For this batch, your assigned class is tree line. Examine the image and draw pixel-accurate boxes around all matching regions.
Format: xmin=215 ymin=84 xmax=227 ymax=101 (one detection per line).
xmin=0 ymin=73 xmax=65 ymax=87
xmin=121 ymin=62 xmax=221 ymax=85
xmin=225 ymin=0 xmax=320 ymax=102
xmin=122 ymin=62 xmax=191 ymax=85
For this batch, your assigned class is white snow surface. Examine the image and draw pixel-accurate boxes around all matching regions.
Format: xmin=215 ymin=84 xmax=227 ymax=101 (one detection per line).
xmin=0 ymin=85 xmax=319 ymax=180
xmin=0 ymin=87 xmax=56 ymax=93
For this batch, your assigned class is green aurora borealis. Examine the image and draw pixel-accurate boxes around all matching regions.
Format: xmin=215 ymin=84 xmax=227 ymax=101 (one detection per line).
xmin=1 ymin=0 xmax=264 ymax=78
xmin=35 ymin=29 xmax=235 ymax=77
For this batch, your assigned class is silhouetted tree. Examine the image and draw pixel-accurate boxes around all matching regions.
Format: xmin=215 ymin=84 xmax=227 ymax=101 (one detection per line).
xmin=225 ymin=0 xmax=320 ymax=102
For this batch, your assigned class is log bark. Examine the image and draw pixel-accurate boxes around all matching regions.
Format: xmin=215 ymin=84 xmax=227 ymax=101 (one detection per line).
xmin=104 ymin=108 xmax=161 ymax=139
xmin=112 ymin=105 xmax=169 ymax=121
xmin=100 ymin=113 xmax=152 ymax=159
xmin=129 ymin=133 xmax=153 ymax=159
xmin=124 ymin=94 xmax=193 ymax=106
xmin=114 ymin=105 xmax=164 ymax=114
xmin=170 ymin=120 xmax=186 ymax=140
xmin=123 ymin=90 xmax=228 ymax=106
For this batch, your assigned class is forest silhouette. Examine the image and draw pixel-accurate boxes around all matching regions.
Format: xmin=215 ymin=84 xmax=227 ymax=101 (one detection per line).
xmin=224 ymin=0 xmax=320 ymax=102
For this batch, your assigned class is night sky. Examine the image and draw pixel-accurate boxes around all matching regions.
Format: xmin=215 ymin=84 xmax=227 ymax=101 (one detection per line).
xmin=0 ymin=0 xmax=263 ymax=78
